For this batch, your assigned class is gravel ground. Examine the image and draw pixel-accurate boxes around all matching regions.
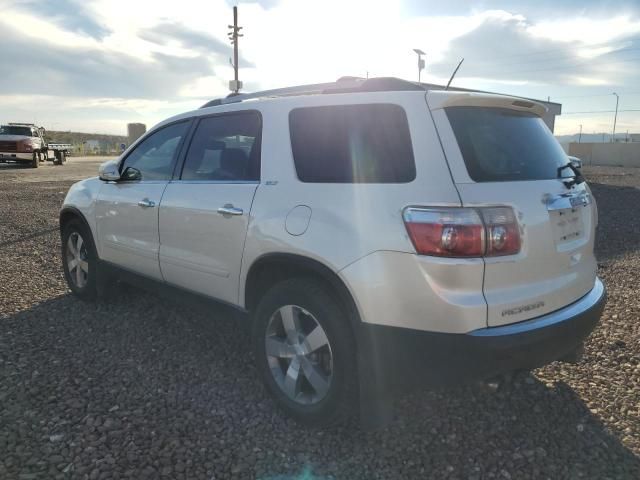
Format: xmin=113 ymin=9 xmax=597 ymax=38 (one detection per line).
xmin=1 ymin=160 xmax=639 ymax=479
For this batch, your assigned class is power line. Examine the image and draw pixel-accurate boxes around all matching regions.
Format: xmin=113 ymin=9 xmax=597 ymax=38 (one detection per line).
xmin=562 ymin=109 xmax=640 ymax=115
xmin=552 ymin=92 xmax=640 ymax=100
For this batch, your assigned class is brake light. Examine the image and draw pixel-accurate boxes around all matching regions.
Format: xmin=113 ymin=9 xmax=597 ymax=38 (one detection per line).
xmin=481 ymin=207 xmax=521 ymax=256
xmin=403 ymin=206 xmax=520 ymax=258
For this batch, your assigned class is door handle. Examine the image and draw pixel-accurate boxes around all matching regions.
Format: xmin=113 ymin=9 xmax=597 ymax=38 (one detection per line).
xmin=138 ymin=198 xmax=156 ymax=208
xmin=217 ymin=204 xmax=243 ymax=216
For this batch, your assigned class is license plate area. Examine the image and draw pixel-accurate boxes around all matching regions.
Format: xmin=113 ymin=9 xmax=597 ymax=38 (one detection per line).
xmin=551 ymin=206 xmax=585 ymax=245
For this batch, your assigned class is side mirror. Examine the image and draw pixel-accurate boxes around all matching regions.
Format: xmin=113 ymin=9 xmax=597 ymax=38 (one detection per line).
xmin=121 ymin=167 xmax=142 ymax=181
xmin=569 ymin=156 xmax=583 ymax=170
xmin=98 ymin=160 xmax=121 ymax=181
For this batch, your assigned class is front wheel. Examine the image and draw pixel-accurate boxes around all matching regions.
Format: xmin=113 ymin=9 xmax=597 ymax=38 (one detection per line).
xmin=61 ymin=219 xmax=97 ymax=300
xmin=252 ymin=278 xmax=358 ymax=427
xmin=31 ymin=152 xmax=38 ymax=168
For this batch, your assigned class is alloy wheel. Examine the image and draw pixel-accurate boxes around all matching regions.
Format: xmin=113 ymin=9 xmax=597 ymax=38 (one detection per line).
xmin=265 ymin=305 xmax=333 ymax=405
xmin=66 ymin=232 xmax=89 ymax=288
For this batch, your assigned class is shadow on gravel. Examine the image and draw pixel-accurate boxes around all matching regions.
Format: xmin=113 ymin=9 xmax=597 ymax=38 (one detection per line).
xmin=2 ymin=290 xmax=640 ymax=479
xmin=0 ymin=163 xmax=34 ymax=170
xmin=590 ymin=182 xmax=640 ymax=261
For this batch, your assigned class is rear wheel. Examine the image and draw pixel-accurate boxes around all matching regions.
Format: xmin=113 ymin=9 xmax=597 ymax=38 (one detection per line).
xmin=62 ymin=219 xmax=97 ymax=300
xmin=252 ymin=278 xmax=358 ymax=427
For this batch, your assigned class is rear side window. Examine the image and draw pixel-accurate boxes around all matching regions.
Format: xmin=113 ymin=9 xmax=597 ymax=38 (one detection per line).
xmin=446 ymin=107 xmax=571 ymax=182
xmin=181 ymin=112 xmax=261 ymax=181
xmin=289 ymin=104 xmax=416 ymax=183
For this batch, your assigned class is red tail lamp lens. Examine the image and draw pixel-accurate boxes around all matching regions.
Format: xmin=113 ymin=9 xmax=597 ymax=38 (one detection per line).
xmin=403 ymin=208 xmax=485 ymax=257
xmin=403 ymin=206 xmax=520 ymax=258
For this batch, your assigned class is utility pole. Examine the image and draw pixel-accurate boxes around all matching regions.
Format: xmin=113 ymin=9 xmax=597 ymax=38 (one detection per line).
xmin=612 ymin=92 xmax=619 ymax=142
xmin=413 ymin=49 xmax=425 ymax=83
xmin=578 ymin=124 xmax=582 ymax=143
xmin=227 ymin=6 xmax=243 ymax=94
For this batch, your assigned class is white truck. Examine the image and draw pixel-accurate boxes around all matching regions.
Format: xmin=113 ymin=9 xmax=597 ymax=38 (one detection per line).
xmin=0 ymin=123 xmax=71 ymax=168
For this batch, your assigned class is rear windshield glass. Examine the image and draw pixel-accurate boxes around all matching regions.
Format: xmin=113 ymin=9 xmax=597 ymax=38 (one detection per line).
xmin=445 ymin=107 xmax=571 ymax=182
xmin=289 ymin=104 xmax=416 ymax=183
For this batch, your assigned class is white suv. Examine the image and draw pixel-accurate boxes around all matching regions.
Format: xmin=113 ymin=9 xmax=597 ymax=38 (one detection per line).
xmin=60 ymin=77 xmax=606 ymax=427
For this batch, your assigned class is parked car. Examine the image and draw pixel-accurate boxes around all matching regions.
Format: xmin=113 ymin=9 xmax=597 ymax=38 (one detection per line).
xmin=59 ymin=77 xmax=606 ymax=427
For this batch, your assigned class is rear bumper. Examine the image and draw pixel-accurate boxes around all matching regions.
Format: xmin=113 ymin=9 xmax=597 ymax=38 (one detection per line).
xmin=359 ymin=278 xmax=606 ymax=391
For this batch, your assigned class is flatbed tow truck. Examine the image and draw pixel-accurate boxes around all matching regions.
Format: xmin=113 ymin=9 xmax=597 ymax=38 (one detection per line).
xmin=0 ymin=123 xmax=71 ymax=168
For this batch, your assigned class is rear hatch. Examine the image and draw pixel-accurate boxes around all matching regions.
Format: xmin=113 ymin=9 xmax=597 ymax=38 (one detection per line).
xmin=427 ymin=91 xmax=597 ymax=327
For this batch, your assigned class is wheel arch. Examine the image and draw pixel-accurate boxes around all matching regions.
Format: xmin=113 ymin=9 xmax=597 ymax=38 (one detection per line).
xmin=244 ymin=253 xmax=362 ymax=328
xmin=59 ymin=207 xmax=97 ymax=254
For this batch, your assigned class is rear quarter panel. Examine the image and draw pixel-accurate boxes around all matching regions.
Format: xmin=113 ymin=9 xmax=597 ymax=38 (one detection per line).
xmin=238 ymin=92 xmax=462 ymax=309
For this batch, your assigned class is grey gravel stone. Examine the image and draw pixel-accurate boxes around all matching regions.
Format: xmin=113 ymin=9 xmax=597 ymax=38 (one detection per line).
xmin=1 ymin=160 xmax=639 ymax=479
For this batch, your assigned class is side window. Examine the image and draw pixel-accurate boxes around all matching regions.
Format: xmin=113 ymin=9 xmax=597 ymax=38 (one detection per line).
xmin=289 ymin=104 xmax=416 ymax=183
xmin=181 ymin=112 xmax=261 ymax=181
xmin=121 ymin=121 xmax=189 ymax=181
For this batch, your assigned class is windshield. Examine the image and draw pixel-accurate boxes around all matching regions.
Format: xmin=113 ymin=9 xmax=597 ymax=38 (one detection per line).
xmin=0 ymin=125 xmax=33 ymax=137
xmin=445 ymin=107 xmax=572 ymax=182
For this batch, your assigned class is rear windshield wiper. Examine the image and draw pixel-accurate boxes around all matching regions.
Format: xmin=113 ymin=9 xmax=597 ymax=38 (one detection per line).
xmin=557 ymin=162 xmax=585 ymax=188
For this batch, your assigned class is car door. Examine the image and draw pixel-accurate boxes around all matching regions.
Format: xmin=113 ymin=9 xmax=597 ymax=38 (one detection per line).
xmin=95 ymin=120 xmax=190 ymax=280
xmin=159 ymin=111 xmax=261 ymax=304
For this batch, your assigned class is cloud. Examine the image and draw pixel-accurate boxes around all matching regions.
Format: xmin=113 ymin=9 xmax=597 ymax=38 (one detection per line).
xmin=428 ymin=12 xmax=640 ymax=87
xmin=139 ymin=21 xmax=229 ymax=55
xmin=1 ymin=0 xmax=639 ymax=136
xmin=139 ymin=21 xmax=254 ymax=68
xmin=226 ymin=0 xmax=280 ymax=10
xmin=0 ymin=23 xmax=216 ymax=99
xmin=9 ymin=0 xmax=110 ymax=39
xmin=403 ymin=0 xmax=640 ymax=21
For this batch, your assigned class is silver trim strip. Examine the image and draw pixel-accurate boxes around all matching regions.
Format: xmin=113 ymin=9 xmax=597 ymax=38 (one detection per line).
xmin=470 ymin=277 xmax=605 ymax=337
xmin=170 ymin=180 xmax=260 ymax=185
xmin=544 ymin=191 xmax=592 ymax=211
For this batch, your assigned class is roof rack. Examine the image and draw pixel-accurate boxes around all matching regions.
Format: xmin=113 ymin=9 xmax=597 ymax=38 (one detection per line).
xmin=7 ymin=122 xmax=36 ymax=126
xmin=200 ymin=77 xmax=425 ymax=109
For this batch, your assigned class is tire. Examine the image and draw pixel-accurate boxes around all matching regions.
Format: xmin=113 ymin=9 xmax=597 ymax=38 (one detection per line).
xmin=252 ymin=278 xmax=358 ymax=427
xmin=61 ymin=219 xmax=97 ymax=300
xmin=31 ymin=152 xmax=38 ymax=168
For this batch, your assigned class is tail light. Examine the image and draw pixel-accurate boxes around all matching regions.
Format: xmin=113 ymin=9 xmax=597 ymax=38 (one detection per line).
xmin=403 ymin=206 xmax=520 ymax=258
xmin=480 ymin=207 xmax=521 ymax=256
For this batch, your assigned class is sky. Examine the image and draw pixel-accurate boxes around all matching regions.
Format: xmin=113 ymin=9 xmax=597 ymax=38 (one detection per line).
xmin=1 ymin=0 xmax=640 ymax=137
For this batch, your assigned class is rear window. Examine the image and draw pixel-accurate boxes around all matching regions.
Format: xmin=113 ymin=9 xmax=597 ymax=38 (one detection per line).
xmin=289 ymin=104 xmax=416 ymax=183
xmin=446 ymin=107 xmax=571 ymax=182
